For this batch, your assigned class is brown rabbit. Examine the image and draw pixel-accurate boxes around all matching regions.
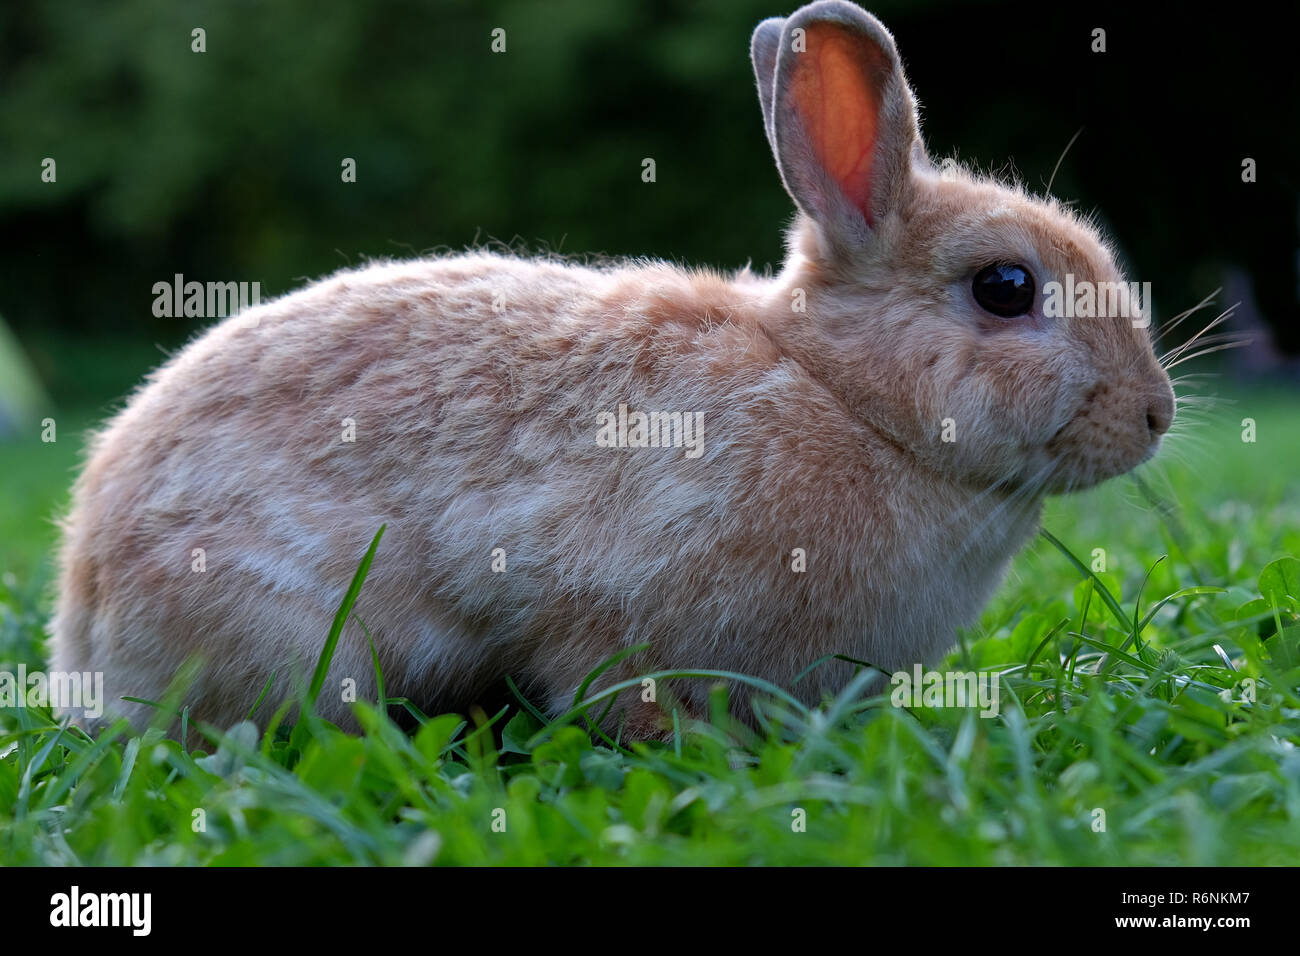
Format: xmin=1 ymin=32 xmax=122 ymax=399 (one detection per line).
xmin=51 ymin=0 xmax=1173 ymax=738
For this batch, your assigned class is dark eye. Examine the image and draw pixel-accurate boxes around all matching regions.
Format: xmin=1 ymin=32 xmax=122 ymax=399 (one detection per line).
xmin=972 ymin=263 xmax=1035 ymax=318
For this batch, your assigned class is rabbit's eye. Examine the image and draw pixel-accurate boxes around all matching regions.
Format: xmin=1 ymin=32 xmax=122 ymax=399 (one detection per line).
xmin=972 ymin=263 xmax=1035 ymax=318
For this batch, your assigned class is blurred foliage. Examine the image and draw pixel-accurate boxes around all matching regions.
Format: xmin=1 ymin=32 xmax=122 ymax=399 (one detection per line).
xmin=0 ymin=0 xmax=1296 ymax=407
xmin=0 ymin=315 xmax=50 ymax=437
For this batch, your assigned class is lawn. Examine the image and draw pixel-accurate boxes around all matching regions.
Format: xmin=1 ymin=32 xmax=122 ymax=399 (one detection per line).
xmin=1 ymin=380 xmax=1298 ymax=865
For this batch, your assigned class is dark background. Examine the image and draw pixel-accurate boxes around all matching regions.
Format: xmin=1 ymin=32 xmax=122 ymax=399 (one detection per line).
xmin=1 ymin=0 xmax=1297 ymax=410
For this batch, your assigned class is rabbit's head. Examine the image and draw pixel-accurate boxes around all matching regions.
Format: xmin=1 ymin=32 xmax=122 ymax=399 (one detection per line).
xmin=753 ymin=1 xmax=1174 ymax=494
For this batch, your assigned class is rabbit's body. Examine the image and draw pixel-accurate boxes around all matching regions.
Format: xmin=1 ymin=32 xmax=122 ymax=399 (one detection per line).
xmin=52 ymin=245 xmax=1040 ymax=732
xmin=52 ymin=1 xmax=1174 ymax=735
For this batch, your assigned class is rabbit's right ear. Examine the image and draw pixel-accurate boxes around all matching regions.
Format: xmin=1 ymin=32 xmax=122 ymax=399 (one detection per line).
xmin=750 ymin=17 xmax=784 ymax=156
xmin=759 ymin=1 xmax=922 ymax=257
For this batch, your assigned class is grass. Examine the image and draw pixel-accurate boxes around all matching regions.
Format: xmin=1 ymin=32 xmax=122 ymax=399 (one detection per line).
xmin=1 ymin=381 xmax=1298 ymax=865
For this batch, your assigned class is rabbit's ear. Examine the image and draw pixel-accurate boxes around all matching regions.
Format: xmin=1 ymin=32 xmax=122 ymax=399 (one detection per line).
xmin=766 ymin=1 xmax=921 ymax=253
xmin=750 ymin=17 xmax=784 ymax=155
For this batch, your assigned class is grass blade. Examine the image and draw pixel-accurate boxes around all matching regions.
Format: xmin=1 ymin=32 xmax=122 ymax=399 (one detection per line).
xmin=307 ymin=524 xmax=385 ymax=709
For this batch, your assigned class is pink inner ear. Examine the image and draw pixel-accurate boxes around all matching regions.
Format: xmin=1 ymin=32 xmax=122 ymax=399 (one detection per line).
xmin=791 ymin=26 xmax=881 ymax=226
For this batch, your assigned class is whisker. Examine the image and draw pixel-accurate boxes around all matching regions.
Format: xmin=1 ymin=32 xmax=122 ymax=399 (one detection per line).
xmin=1167 ymin=373 xmax=1221 ymax=388
xmin=953 ymin=457 xmax=1056 ymax=561
xmin=1159 ymin=305 xmax=1240 ymax=367
xmin=1164 ymin=331 xmax=1246 ymax=353
xmin=1162 ymin=338 xmax=1251 ymax=371
xmin=1045 ymin=126 xmax=1084 ymax=196
xmin=1152 ymin=288 xmax=1221 ymax=345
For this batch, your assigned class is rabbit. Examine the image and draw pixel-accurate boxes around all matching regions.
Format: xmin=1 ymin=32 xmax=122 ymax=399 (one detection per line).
xmin=51 ymin=0 xmax=1174 ymax=740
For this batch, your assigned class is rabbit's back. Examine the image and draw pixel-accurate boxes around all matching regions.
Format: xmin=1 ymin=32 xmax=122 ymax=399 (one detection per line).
xmin=51 ymin=254 xmax=840 ymax=729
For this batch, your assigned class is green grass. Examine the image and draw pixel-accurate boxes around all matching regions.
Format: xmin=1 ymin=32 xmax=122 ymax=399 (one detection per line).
xmin=1 ymin=383 xmax=1299 ymax=865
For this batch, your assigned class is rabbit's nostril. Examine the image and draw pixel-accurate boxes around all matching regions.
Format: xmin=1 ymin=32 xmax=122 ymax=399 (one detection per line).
xmin=1141 ymin=380 xmax=1175 ymax=439
xmin=1146 ymin=397 xmax=1172 ymax=437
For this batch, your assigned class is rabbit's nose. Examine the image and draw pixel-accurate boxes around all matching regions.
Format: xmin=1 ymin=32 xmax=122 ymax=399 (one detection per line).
xmin=1145 ymin=388 xmax=1174 ymax=438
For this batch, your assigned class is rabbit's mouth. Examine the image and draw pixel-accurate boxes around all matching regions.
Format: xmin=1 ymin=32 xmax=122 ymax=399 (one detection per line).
xmin=1041 ymin=382 xmax=1171 ymax=492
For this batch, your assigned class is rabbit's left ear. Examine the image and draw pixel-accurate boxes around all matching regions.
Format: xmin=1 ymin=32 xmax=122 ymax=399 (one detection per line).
xmin=761 ymin=1 xmax=924 ymax=253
